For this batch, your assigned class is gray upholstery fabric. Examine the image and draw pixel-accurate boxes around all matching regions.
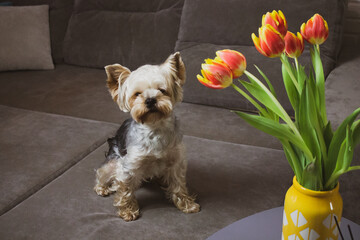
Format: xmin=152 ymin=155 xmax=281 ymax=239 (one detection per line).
xmin=63 ymin=0 xmax=184 ymax=70
xmin=178 ymin=43 xmax=334 ymax=113
xmin=8 ymin=0 xmax=75 ymax=63
xmin=176 ymin=0 xmax=347 ymax=111
xmin=0 ymin=138 xmax=294 ymax=239
xmin=0 ymin=5 xmax=54 ymax=71
xmin=0 ymin=64 xmax=125 ymax=123
xmin=0 ymin=105 xmax=117 ymax=215
xmin=325 ymin=49 xmax=360 ymax=128
xmin=0 ymin=137 xmax=358 ymax=239
xmin=177 ymin=0 xmax=346 ymax=62
xmin=0 ymin=64 xmax=282 ymax=149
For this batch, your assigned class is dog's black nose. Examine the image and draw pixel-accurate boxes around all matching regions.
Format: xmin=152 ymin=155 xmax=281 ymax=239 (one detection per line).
xmin=145 ymin=98 xmax=157 ymax=108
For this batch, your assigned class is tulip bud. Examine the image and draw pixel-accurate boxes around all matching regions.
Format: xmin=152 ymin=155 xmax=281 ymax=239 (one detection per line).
xmin=262 ymin=10 xmax=288 ymax=37
xmin=300 ymin=13 xmax=329 ymax=45
xmin=252 ymin=24 xmax=285 ymax=58
xmin=284 ymin=31 xmax=304 ymax=58
xmin=215 ymin=49 xmax=246 ymax=78
xmin=197 ymin=59 xmax=233 ymax=89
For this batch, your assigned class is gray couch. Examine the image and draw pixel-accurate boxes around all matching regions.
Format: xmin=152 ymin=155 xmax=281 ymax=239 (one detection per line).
xmin=0 ymin=0 xmax=359 ymax=239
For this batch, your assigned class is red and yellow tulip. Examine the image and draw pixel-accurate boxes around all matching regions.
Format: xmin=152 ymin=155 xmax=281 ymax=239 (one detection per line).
xmin=284 ymin=31 xmax=304 ymax=58
xmin=300 ymin=14 xmax=329 ymax=45
xmin=197 ymin=59 xmax=233 ymax=89
xmin=252 ymin=24 xmax=285 ymax=58
xmin=262 ymin=10 xmax=288 ymax=37
xmin=215 ymin=49 xmax=246 ymax=78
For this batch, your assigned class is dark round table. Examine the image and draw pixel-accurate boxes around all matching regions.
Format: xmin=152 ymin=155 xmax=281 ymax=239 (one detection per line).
xmin=207 ymin=207 xmax=360 ymax=240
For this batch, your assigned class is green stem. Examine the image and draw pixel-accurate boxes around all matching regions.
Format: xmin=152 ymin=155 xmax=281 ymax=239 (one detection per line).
xmin=295 ymin=57 xmax=299 ymax=72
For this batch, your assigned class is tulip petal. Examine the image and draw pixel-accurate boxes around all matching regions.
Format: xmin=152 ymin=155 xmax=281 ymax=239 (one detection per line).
xmin=285 ymin=31 xmax=304 ymax=58
xmin=216 ymin=49 xmax=246 ymax=78
xmin=261 ymin=25 xmax=285 ymax=57
xmin=300 ymin=14 xmax=328 ymax=45
xmin=262 ymin=10 xmax=287 ymax=37
xmin=197 ymin=74 xmax=224 ymax=89
xmin=252 ymin=33 xmax=269 ymax=57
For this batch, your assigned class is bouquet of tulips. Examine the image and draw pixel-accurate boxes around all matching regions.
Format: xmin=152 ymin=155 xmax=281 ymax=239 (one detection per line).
xmin=197 ymin=11 xmax=360 ymax=191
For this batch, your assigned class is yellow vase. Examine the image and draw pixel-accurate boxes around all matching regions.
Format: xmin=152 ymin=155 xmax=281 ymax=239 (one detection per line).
xmin=282 ymin=177 xmax=343 ymax=240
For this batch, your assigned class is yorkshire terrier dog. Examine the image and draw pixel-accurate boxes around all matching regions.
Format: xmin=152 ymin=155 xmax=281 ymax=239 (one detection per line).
xmin=94 ymin=52 xmax=200 ymax=221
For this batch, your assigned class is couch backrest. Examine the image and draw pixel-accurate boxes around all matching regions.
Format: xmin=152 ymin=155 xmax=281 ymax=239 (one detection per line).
xmin=175 ymin=0 xmax=348 ymax=112
xmin=177 ymin=0 xmax=347 ymax=66
xmin=62 ymin=0 xmax=184 ymax=70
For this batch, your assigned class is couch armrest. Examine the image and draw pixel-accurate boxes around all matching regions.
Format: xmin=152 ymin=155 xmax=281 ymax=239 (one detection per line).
xmin=325 ymin=49 xmax=360 ymax=128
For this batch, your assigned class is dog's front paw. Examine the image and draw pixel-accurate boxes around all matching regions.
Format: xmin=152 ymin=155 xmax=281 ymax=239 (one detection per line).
xmin=94 ymin=184 xmax=111 ymax=197
xmin=173 ymin=194 xmax=201 ymax=214
xmin=117 ymin=208 xmax=140 ymax=221
xmin=182 ymin=201 xmax=201 ymax=214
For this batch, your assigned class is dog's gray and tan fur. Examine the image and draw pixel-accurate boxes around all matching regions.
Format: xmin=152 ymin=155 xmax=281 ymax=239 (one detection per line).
xmin=94 ymin=53 xmax=200 ymax=221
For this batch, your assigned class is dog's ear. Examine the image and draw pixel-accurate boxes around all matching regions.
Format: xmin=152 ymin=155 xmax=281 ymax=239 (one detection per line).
xmin=163 ymin=52 xmax=186 ymax=102
xmin=105 ymin=64 xmax=131 ymax=111
xmin=164 ymin=52 xmax=186 ymax=86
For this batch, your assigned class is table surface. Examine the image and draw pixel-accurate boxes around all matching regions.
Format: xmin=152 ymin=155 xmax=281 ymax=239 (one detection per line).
xmin=207 ymin=207 xmax=360 ymax=240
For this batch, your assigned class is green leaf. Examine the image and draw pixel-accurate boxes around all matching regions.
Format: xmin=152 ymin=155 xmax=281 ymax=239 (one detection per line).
xmin=280 ymin=54 xmax=300 ymax=93
xmin=351 ymin=120 xmax=360 ymax=146
xmin=253 ymin=65 xmax=279 ymax=122
xmin=242 ymin=71 xmax=296 ymax=131
xmin=231 ymin=83 xmax=270 ymax=118
xmin=325 ymin=107 xmax=360 ymax=182
xmin=328 ymin=126 xmax=354 ymax=190
xmin=323 ymin=121 xmax=334 ymax=150
xmin=254 ymin=65 xmax=277 ymax=98
xmin=281 ymin=140 xmax=303 ymax=182
xmin=282 ymin=61 xmax=299 ymax=117
xmin=301 ymin=161 xmax=324 ymax=191
xmin=234 ymin=111 xmax=313 ymax=161
xmin=298 ymin=82 xmax=321 ymax=162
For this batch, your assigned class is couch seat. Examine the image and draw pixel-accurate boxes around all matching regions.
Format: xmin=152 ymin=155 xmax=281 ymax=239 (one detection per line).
xmin=0 ymin=105 xmax=117 ymax=215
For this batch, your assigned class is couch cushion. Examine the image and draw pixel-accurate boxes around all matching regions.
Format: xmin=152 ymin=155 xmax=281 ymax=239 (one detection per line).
xmin=0 ymin=64 xmax=127 ymax=124
xmin=10 ymin=0 xmax=74 ymax=64
xmin=0 ymin=137 xmax=294 ymax=239
xmin=176 ymin=0 xmax=347 ymax=111
xmin=0 ymin=105 xmax=117 ymax=215
xmin=0 ymin=64 xmax=282 ymax=149
xmin=0 ymin=5 xmax=54 ymax=71
xmin=63 ymin=0 xmax=184 ymax=70
xmin=325 ymin=49 xmax=360 ymax=128
xmin=177 ymin=0 xmax=346 ymax=62
xmin=178 ymin=43 xmax=334 ymax=113
xmin=176 ymin=103 xmax=282 ymax=150
xmin=0 ymin=136 xmax=358 ymax=239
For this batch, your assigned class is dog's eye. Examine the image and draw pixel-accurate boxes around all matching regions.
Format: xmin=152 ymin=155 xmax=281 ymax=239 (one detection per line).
xmin=159 ymin=89 xmax=166 ymax=94
xmin=135 ymin=92 xmax=141 ymax=97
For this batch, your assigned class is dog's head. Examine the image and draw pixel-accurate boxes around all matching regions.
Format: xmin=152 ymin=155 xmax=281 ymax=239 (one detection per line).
xmin=105 ymin=52 xmax=186 ymax=124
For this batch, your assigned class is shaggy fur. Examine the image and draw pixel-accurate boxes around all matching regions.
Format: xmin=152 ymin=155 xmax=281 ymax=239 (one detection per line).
xmin=94 ymin=53 xmax=200 ymax=221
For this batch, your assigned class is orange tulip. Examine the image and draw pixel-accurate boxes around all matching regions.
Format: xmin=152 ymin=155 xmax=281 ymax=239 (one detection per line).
xmin=300 ymin=14 xmax=329 ymax=45
xmin=197 ymin=59 xmax=233 ymax=89
xmin=262 ymin=10 xmax=288 ymax=37
xmin=284 ymin=31 xmax=304 ymax=58
xmin=215 ymin=49 xmax=246 ymax=78
xmin=252 ymin=24 xmax=285 ymax=58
